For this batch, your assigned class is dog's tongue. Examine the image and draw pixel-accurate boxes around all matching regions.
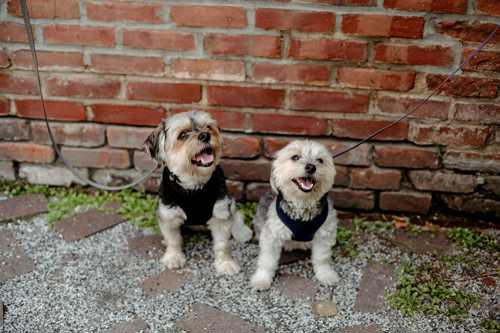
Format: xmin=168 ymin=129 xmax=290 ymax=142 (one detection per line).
xmin=298 ymin=177 xmax=314 ymax=190
xmin=196 ymin=151 xmax=214 ymax=165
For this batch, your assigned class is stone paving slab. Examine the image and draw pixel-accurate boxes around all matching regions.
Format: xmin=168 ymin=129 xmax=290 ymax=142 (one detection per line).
xmin=128 ymin=235 xmax=164 ymax=259
xmin=312 ymin=301 xmax=338 ymax=317
xmin=0 ymin=194 xmax=48 ymax=222
xmin=176 ymin=303 xmax=266 ymax=333
xmin=102 ymin=318 xmax=148 ymax=333
xmin=392 ymin=230 xmax=453 ymax=255
xmin=0 ymin=230 xmax=35 ymax=282
xmin=1 ymin=301 xmax=3 ymax=328
xmin=276 ymin=274 xmax=316 ymax=304
xmin=54 ymin=209 xmax=123 ymax=241
xmin=140 ymin=270 xmax=187 ymax=297
xmin=354 ymin=262 xmax=395 ymax=313
xmin=341 ymin=325 xmax=382 ymax=333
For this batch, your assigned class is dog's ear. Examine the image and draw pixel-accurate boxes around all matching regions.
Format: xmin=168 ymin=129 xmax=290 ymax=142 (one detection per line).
xmin=270 ymin=172 xmax=279 ymax=194
xmin=144 ymin=121 xmax=166 ymax=162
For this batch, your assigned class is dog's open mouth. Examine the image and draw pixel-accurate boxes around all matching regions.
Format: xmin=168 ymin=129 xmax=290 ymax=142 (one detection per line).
xmin=292 ymin=177 xmax=315 ymax=192
xmin=191 ymin=147 xmax=215 ymax=167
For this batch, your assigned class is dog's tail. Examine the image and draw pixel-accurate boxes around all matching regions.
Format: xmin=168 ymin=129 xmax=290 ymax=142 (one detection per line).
xmin=231 ymin=209 xmax=253 ymax=243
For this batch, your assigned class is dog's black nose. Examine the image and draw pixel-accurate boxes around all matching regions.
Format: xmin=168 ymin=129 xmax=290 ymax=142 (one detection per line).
xmin=198 ymin=132 xmax=210 ymax=143
xmin=305 ymin=163 xmax=316 ymax=175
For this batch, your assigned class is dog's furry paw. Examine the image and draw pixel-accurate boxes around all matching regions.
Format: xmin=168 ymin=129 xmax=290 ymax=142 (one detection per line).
xmin=214 ymin=259 xmax=240 ymax=275
xmin=161 ymin=252 xmax=187 ymax=270
xmin=250 ymin=272 xmax=273 ymax=290
xmin=315 ymin=268 xmax=340 ymax=285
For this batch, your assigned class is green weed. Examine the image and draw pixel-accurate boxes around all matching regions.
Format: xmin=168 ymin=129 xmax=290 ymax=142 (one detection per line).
xmin=447 ymin=227 xmax=498 ymax=251
xmin=237 ymin=201 xmax=257 ymax=228
xmin=481 ymin=319 xmax=500 ymax=333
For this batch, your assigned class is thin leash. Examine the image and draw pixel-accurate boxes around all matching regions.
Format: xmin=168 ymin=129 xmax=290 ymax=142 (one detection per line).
xmin=18 ymin=0 xmax=498 ymax=190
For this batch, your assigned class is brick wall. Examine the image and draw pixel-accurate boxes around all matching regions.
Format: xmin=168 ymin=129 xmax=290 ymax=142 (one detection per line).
xmin=0 ymin=0 xmax=499 ymax=219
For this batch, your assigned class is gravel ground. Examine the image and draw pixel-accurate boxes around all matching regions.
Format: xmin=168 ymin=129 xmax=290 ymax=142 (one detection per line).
xmin=0 ymin=214 xmax=495 ymax=333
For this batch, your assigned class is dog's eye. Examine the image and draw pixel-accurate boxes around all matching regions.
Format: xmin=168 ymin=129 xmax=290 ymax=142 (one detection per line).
xmin=317 ymin=158 xmax=324 ymax=164
xmin=291 ymin=155 xmax=300 ymax=161
xmin=178 ymin=131 xmax=189 ymax=140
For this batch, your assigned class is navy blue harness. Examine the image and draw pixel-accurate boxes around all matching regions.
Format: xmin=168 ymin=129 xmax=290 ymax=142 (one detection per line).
xmin=276 ymin=194 xmax=329 ymax=242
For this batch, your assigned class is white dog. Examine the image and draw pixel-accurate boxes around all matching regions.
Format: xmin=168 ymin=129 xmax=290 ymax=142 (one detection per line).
xmin=144 ymin=111 xmax=250 ymax=275
xmin=251 ymin=140 xmax=339 ymax=290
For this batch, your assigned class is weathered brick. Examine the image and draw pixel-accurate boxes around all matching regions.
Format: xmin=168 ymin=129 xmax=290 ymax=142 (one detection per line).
xmin=87 ymin=1 xmax=163 ymax=23
xmin=207 ymin=86 xmax=285 ymax=109
xmin=331 ymin=119 xmax=408 ymax=141
xmin=204 ymin=34 xmax=282 ymax=58
xmin=374 ymin=44 xmax=453 ymax=66
xmin=409 ymin=170 xmax=476 ymax=193
xmin=435 ymin=21 xmax=500 ymax=45
xmin=0 ymin=22 xmax=31 ymax=43
xmin=31 ymin=122 xmax=105 ymax=147
xmin=477 ymin=0 xmax=500 ymax=17
xmin=133 ymin=151 xmax=156 ymax=171
xmin=44 ymin=25 xmax=115 ymax=47
xmin=379 ymin=191 xmax=432 ymax=214
xmin=251 ymin=114 xmax=327 ymax=136
xmin=0 ymin=161 xmax=16 ymax=181
xmin=0 ymin=142 xmax=55 ymax=163
xmin=375 ymin=95 xmax=449 ymax=120
xmin=409 ymin=123 xmax=490 ymax=148
xmin=0 ymin=99 xmax=9 ymax=116
xmin=262 ymin=137 xmax=290 ymax=158
xmin=172 ymin=109 xmax=247 ymax=131
xmin=221 ymin=159 xmax=271 ymax=182
xmin=123 ymin=29 xmax=195 ymax=51
xmin=462 ymin=48 xmax=500 ymax=72
xmin=90 ymin=104 xmax=165 ymax=126
xmin=245 ymin=183 xmax=272 ymax=201
xmin=351 ymin=167 xmax=401 ymax=190
xmin=127 ymin=82 xmax=201 ymax=103
xmin=290 ymin=90 xmax=369 ymax=113
xmin=12 ymin=50 xmax=84 ymax=70
xmin=426 ymin=74 xmax=498 ymax=98
xmin=15 ymin=100 xmax=86 ymax=121
xmin=338 ymin=68 xmax=415 ymax=92
xmin=329 ymin=142 xmax=371 ymax=166
xmin=374 ymin=145 xmax=439 ymax=169
xmin=455 ymin=103 xmax=500 ymax=124
xmin=61 ymin=147 xmax=130 ymax=169
xmin=330 ymin=188 xmax=375 ymax=210
xmin=8 ymin=0 xmax=80 ymax=19
xmin=222 ymin=135 xmax=261 ymax=159
xmin=384 ymin=0 xmax=467 ymax=14
xmin=0 ymin=73 xmax=37 ymax=95
xmin=342 ymin=14 xmax=424 ymax=38
xmin=226 ymin=180 xmax=244 ymax=200
xmin=19 ymin=164 xmax=88 ymax=186
xmin=443 ymin=150 xmax=500 ymax=173
xmin=107 ymin=126 xmax=153 ymax=149
xmin=0 ymin=118 xmax=30 ymax=141
xmin=252 ymin=63 xmax=330 ymax=85
xmin=442 ymin=195 xmax=500 ymax=216
xmin=256 ymin=9 xmax=334 ymax=32
xmin=288 ymin=38 xmax=367 ymax=61
xmin=0 ymin=50 xmax=9 ymax=68
xmin=484 ymin=177 xmax=500 ymax=196
xmin=171 ymin=59 xmax=245 ymax=82
xmin=46 ymin=75 xmax=121 ymax=99
xmin=300 ymin=0 xmax=376 ymax=5
xmin=171 ymin=5 xmax=247 ymax=28
xmin=334 ymin=165 xmax=350 ymax=187
xmin=90 ymin=54 xmax=165 ymax=76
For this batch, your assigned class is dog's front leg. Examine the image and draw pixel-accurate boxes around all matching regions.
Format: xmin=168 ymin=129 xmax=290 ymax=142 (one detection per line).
xmin=251 ymin=231 xmax=283 ymax=290
xmin=158 ymin=203 xmax=187 ymax=269
xmin=312 ymin=236 xmax=339 ymax=285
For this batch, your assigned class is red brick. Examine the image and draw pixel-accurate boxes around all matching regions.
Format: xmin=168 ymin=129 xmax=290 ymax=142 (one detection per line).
xmin=107 ymin=126 xmax=152 ymax=149
xmin=171 ymin=59 xmax=245 ymax=82
xmin=90 ymin=54 xmax=164 ymax=76
xmin=442 ymin=195 xmax=500 ymax=216
xmin=0 ymin=22 xmax=30 ymax=43
xmin=288 ymin=38 xmax=367 ymax=61
xmin=31 ymin=122 xmax=105 ymax=147
xmin=252 ymin=63 xmax=330 ymax=85
xmin=0 ymin=50 xmax=8 ymax=68
xmin=0 ymin=118 xmax=30 ymax=141
xmin=342 ymin=14 xmax=424 ymax=39
xmin=374 ymin=44 xmax=453 ymax=66
xmin=375 ymin=95 xmax=449 ymax=120
xmin=8 ymin=0 xmax=80 ymax=18
xmin=379 ymin=191 xmax=431 ymax=214
xmin=127 ymin=82 xmax=201 ymax=103
xmin=133 ymin=151 xmax=156 ymax=171
xmin=290 ymin=90 xmax=369 ymax=113
xmin=245 ymin=183 xmax=272 ymax=201
xmin=44 ymin=25 xmax=115 ymax=47
xmin=331 ymin=119 xmax=409 ymax=141
xmin=409 ymin=123 xmax=491 ymax=148
xmin=172 ymin=109 xmax=247 ymax=131
xmin=171 ymin=5 xmax=246 ymax=28
xmin=204 ymin=34 xmax=281 ymax=58
xmin=334 ymin=166 xmax=350 ymax=187
xmin=462 ymin=48 xmax=500 ymax=72
xmin=87 ymin=1 xmax=163 ymax=23
xmin=46 ymin=75 xmax=121 ymax=99
xmin=207 ymin=86 xmax=284 ymax=109
xmin=0 ymin=99 xmax=9 ymax=116
xmin=374 ymin=145 xmax=439 ymax=169
xmin=262 ymin=137 xmax=290 ymax=158
xmin=0 ymin=73 xmax=37 ymax=95
xmin=384 ymin=0 xmax=467 ymax=14
xmin=16 ymin=100 xmax=85 ymax=121
xmin=91 ymin=104 xmax=165 ymax=127
xmin=329 ymin=142 xmax=371 ymax=166
xmin=444 ymin=150 xmax=500 ymax=173
xmin=455 ymin=103 xmax=500 ymax=125
xmin=12 ymin=50 xmax=84 ymax=70
xmin=0 ymin=161 xmax=15 ymax=181
xmin=0 ymin=142 xmax=54 ymax=163
xmin=221 ymin=159 xmax=271 ymax=182
xmin=251 ymin=113 xmax=327 ymax=136
xmin=338 ymin=68 xmax=415 ymax=92
xmin=61 ymin=147 xmax=130 ymax=169
xmin=226 ymin=180 xmax=244 ymax=200
xmin=302 ymin=0 xmax=375 ymax=5
xmin=409 ymin=170 xmax=476 ymax=193
xmin=123 ymin=29 xmax=195 ymax=51
xmin=351 ymin=167 xmax=401 ymax=190
xmin=222 ymin=135 xmax=261 ymax=159
xmin=477 ymin=0 xmax=500 ymax=16
xmin=330 ymin=188 xmax=375 ymax=211
xmin=256 ymin=9 xmax=334 ymax=32
xmin=426 ymin=74 xmax=498 ymax=98
xmin=435 ymin=21 xmax=500 ymax=45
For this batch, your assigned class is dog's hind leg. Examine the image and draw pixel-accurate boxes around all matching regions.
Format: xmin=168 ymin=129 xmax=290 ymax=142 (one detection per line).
xmin=158 ymin=203 xmax=187 ymax=269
